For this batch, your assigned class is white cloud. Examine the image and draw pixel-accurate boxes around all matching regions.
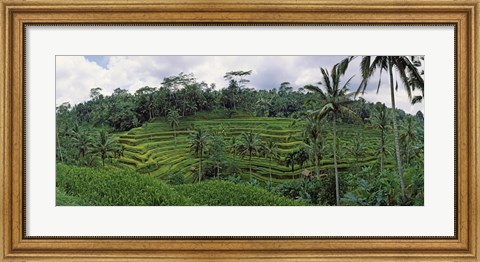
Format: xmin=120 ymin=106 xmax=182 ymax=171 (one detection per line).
xmin=55 ymin=56 xmax=108 ymax=105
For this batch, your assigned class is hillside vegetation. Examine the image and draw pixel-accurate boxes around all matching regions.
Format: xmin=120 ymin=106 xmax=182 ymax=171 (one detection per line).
xmin=56 ymin=163 xmax=302 ymax=206
xmin=56 ymin=56 xmax=424 ymax=206
xmin=114 ymin=112 xmax=392 ymax=183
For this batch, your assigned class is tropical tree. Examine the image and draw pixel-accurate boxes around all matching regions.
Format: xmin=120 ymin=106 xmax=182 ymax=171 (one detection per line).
xmin=89 ymin=87 xmax=103 ymax=100
xmin=228 ymin=136 xmax=239 ymax=160
xmin=262 ymin=140 xmax=280 ymax=182
xmin=91 ymin=130 xmax=116 ymax=167
xmin=305 ymin=57 xmax=357 ymax=205
xmin=162 ymin=72 xmax=195 ymax=116
xmin=304 ymin=137 xmax=325 ymax=179
xmin=135 ymin=86 xmax=156 ymax=121
xmin=223 ymin=70 xmax=252 ymax=110
xmin=300 ymin=116 xmax=326 ymax=177
xmin=255 ymin=96 xmax=272 ymax=117
xmin=55 ymin=102 xmax=73 ymax=163
xmin=238 ymin=131 xmax=262 ymax=179
xmin=71 ymin=130 xmax=91 ymax=161
xmin=295 ymin=148 xmax=309 ymax=178
xmin=167 ymin=109 xmax=180 ymax=146
xmin=399 ymin=116 xmax=421 ymax=165
xmin=189 ymin=128 xmax=209 ymax=182
xmin=370 ymin=104 xmax=391 ymax=173
xmin=344 ymin=134 xmax=366 ymax=173
xmin=285 ymin=152 xmax=297 ymax=179
xmin=207 ymin=135 xmax=226 ymax=178
xmin=356 ymin=56 xmax=424 ymax=203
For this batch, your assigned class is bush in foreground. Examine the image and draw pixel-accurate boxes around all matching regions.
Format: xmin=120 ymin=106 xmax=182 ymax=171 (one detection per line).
xmin=56 ymin=164 xmax=189 ymax=206
xmin=175 ymin=180 xmax=302 ymax=206
xmin=56 ymin=164 xmax=303 ymax=206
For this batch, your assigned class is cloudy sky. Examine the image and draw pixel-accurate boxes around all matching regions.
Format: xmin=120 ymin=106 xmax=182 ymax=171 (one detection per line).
xmin=56 ymin=56 xmax=424 ymax=114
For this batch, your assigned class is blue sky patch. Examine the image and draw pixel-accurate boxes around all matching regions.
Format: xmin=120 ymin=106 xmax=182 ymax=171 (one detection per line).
xmin=84 ymin=55 xmax=109 ymax=68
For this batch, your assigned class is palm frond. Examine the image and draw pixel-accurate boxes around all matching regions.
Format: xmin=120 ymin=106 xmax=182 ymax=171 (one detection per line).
xmin=341 ymin=75 xmax=356 ymax=90
xmin=337 ymin=56 xmax=355 ymax=75
xmin=411 ymin=95 xmax=423 ymax=105
xmin=356 ymin=56 xmax=384 ymax=98
xmin=394 ymin=64 xmax=413 ymax=99
xmin=311 ymin=104 xmax=333 ymax=120
xmin=304 ymin=84 xmax=327 ymax=100
xmin=400 ymin=56 xmax=424 ymax=96
xmin=376 ymin=68 xmax=383 ymax=94
xmin=360 ymin=56 xmax=372 ymax=79
xmin=356 ymin=78 xmax=369 ymax=98
xmin=320 ymin=68 xmax=332 ymax=94
xmin=339 ymin=105 xmax=362 ymax=122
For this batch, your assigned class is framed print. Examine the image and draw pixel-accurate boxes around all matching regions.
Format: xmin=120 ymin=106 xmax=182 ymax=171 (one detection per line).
xmin=1 ymin=0 xmax=479 ymax=261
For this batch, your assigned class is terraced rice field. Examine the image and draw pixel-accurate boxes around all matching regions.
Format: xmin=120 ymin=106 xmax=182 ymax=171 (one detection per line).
xmin=114 ymin=113 xmax=390 ymax=183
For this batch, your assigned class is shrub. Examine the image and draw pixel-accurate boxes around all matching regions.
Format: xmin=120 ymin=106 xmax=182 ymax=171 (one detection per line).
xmin=174 ymin=180 xmax=304 ymax=206
xmin=167 ymin=173 xmax=184 ymax=185
xmin=56 ymin=164 xmax=304 ymax=206
xmin=56 ymin=164 xmax=190 ymax=206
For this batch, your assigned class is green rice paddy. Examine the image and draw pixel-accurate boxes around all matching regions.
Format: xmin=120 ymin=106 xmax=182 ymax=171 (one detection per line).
xmin=113 ymin=112 xmax=391 ymax=183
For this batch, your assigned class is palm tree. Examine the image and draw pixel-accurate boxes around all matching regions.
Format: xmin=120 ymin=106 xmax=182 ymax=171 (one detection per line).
xmin=301 ymin=115 xmax=325 ymax=177
xmin=56 ymin=129 xmax=64 ymax=163
xmin=228 ymin=136 xmax=239 ymax=160
xmin=356 ymin=56 xmax=424 ymax=203
xmin=399 ymin=117 xmax=420 ymax=166
xmin=305 ymin=58 xmax=357 ymax=205
xmin=304 ymin=136 xmax=325 ymax=178
xmin=370 ymin=104 xmax=390 ymax=173
xmin=295 ymin=148 xmax=309 ymax=179
xmin=91 ymin=130 xmax=116 ymax=167
xmin=285 ymin=152 xmax=296 ymax=179
xmin=167 ymin=109 xmax=181 ymax=146
xmin=189 ymin=128 xmax=209 ymax=182
xmin=262 ymin=140 xmax=280 ymax=182
xmin=207 ymin=135 xmax=225 ymax=178
xmin=71 ymin=130 xmax=91 ymax=161
xmin=345 ymin=134 xmax=366 ymax=173
xmin=255 ymin=96 xmax=272 ymax=117
xmin=238 ymin=131 xmax=262 ymax=179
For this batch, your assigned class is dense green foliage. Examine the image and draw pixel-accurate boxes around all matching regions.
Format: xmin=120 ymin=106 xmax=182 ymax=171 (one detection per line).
xmin=175 ymin=180 xmax=303 ymax=206
xmin=56 ymin=164 xmax=301 ymax=206
xmin=56 ymin=163 xmax=189 ymax=205
xmin=56 ymin=56 xmax=424 ymax=206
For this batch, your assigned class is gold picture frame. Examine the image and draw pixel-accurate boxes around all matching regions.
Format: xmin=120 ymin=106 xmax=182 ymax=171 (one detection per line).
xmin=1 ymin=0 xmax=478 ymax=260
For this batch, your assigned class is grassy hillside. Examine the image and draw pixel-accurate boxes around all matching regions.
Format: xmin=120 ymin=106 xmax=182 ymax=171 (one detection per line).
xmin=112 ymin=110 xmax=393 ymax=183
xmin=56 ymin=163 xmax=303 ymax=206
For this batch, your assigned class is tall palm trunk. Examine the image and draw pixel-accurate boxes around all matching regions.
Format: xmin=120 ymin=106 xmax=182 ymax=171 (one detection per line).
xmin=333 ymin=113 xmax=340 ymax=206
xmin=388 ymin=63 xmax=408 ymax=203
xmin=314 ymin=154 xmax=320 ymax=178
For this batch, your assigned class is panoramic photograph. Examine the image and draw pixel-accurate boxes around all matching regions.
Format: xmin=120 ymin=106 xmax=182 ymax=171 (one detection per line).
xmin=55 ymin=55 xmax=424 ymax=206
